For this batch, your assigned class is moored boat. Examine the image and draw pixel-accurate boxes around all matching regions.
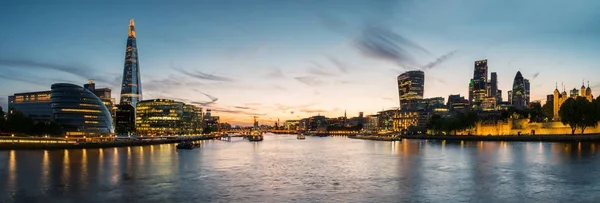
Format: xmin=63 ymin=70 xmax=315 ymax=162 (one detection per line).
xmin=176 ymin=141 xmax=194 ymax=149
xmin=297 ymin=134 xmax=305 ymax=140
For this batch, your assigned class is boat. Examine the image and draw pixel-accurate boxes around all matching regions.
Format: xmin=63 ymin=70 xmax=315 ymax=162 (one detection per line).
xmin=176 ymin=141 xmax=194 ymax=149
xmin=297 ymin=133 xmax=306 ymax=140
xmin=247 ymin=116 xmax=264 ymax=142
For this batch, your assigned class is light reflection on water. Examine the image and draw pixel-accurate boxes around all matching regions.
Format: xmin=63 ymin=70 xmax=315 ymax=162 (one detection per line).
xmin=1 ymin=136 xmax=600 ymax=202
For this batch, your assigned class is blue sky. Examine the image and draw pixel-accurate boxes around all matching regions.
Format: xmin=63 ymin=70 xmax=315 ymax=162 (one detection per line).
xmin=1 ymin=0 xmax=599 ymax=125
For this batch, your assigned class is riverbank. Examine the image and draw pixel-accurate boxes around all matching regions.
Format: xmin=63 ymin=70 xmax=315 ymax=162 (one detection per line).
xmin=348 ymin=135 xmax=401 ymax=141
xmin=402 ymin=134 xmax=600 ymax=142
xmin=348 ymin=134 xmax=600 ymax=142
xmin=0 ymin=135 xmax=218 ymax=150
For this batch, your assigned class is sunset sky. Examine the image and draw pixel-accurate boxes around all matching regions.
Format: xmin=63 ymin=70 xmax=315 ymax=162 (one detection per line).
xmin=1 ymin=0 xmax=599 ymax=126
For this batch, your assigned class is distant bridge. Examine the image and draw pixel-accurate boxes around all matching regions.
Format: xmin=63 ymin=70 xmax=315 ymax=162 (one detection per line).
xmin=219 ymin=129 xmax=298 ymax=134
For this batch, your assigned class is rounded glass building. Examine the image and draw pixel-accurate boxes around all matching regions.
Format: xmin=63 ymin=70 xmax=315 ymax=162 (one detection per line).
xmin=51 ymin=83 xmax=114 ymax=138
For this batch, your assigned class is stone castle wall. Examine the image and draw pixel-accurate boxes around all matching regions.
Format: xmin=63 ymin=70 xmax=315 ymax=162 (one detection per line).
xmin=461 ymin=119 xmax=600 ymax=136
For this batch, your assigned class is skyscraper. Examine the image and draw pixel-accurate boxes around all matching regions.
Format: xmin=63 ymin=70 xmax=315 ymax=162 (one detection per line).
xmin=397 ymin=70 xmax=425 ymax=110
xmin=524 ymin=79 xmax=530 ymax=105
xmin=120 ymin=19 xmax=143 ymax=108
xmin=471 ymin=60 xmax=488 ymax=104
xmin=490 ymin=72 xmax=498 ymax=98
xmin=511 ymin=71 xmax=527 ymax=108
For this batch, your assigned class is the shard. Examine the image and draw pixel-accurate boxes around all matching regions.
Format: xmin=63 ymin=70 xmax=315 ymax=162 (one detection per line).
xmin=120 ymin=19 xmax=142 ymax=108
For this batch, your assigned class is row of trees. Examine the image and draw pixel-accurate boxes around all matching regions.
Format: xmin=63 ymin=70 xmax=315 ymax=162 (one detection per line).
xmin=0 ymin=107 xmax=63 ymax=136
xmin=558 ymin=96 xmax=600 ymax=135
xmin=427 ymin=112 xmax=480 ymax=135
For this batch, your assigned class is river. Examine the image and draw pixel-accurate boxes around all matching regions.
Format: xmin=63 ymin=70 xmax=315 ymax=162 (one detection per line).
xmin=1 ymin=135 xmax=600 ymax=202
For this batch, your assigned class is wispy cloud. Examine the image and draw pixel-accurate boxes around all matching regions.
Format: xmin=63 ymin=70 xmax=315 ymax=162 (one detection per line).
xmin=0 ymin=58 xmax=114 ymax=84
xmin=532 ymin=72 xmax=540 ymax=80
xmin=176 ymin=68 xmax=235 ymax=82
xmin=265 ymin=67 xmax=285 ymax=78
xmin=308 ymin=62 xmax=336 ymax=76
xmin=355 ymin=25 xmax=430 ymax=69
xmin=326 ymin=56 xmax=350 ymax=73
xmin=421 ymin=50 xmax=458 ymax=70
xmin=316 ymin=13 xmax=350 ymax=35
xmin=190 ymin=90 xmax=219 ymax=106
xmin=294 ymin=76 xmax=324 ymax=86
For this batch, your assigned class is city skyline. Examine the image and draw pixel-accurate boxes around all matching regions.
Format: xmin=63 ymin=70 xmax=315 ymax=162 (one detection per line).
xmin=1 ymin=0 xmax=600 ymax=125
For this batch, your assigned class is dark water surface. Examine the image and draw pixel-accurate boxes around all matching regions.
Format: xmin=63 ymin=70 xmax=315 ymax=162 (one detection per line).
xmin=2 ymin=135 xmax=600 ymax=203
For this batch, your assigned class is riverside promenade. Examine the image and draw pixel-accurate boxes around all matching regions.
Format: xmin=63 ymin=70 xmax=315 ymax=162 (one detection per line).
xmin=349 ymin=134 xmax=600 ymax=142
xmin=0 ymin=135 xmax=218 ymax=150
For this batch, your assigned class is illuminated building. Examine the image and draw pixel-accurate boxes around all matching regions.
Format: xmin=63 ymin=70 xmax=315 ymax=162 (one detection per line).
xmin=84 ymin=80 xmax=116 ymax=122
xmin=51 ymin=83 xmax=114 ymax=137
xmin=136 ymin=99 xmax=202 ymax=135
xmin=470 ymin=60 xmax=488 ymax=107
xmin=115 ymin=104 xmax=135 ymax=135
xmin=284 ymin=120 xmax=299 ymax=130
xmin=481 ymin=97 xmax=497 ymax=111
xmin=397 ymin=70 xmax=424 ymax=110
xmin=8 ymin=91 xmax=53 ymax=122
xmin=497 ymin=90 xmax=503 ymax=103
xmin=182 ymin=104 xmax=203 ymax=134
xmin=120 ymin=19 xmax=143 ymax=108
xmin=203 ymin=109 xmax=219 ymax=133
xmin=507 ymin=90 xmax=513 ymax=104
xmin=376 ymin=110 xmax=419 ymax=133
xmin=447 ymin=94 xmax=470 ymax=113
xmin=524 ymin=79 xmax=530 ymax=105
xmin=511 ymin=71 xmax=528 ymax=108
xmin=363 ymin=115 xmax=378 ymax=133
xmin=553 ymin=82 xmax=594 ymax=121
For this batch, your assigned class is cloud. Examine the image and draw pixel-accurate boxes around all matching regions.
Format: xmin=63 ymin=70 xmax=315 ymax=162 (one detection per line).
xmin=326 ymin=56 xmax=350 ymax=73
xmin=276 ymin=103 xmax=315 ymax=111
xmin=308 ymin=62 xmax=336 ymax=76
xmin=176 ymin=68 xmax=235 ymax=82
xmin=294 ymin=76 xmax=325 ymax=86
xmin=421 ymin=50 xmax=458 ymax=70
xmin=532 ymin=72 xmax=540 ymax=80
xmin=234 ymin=106 xmax=255 ymax=110
xmin=300 ymin=108 xmax=327 ymax=114
xmin=316 ymin=13 xmax=349 ymax=34
xmin=265 ymin=68 xmax=285 ymax=78
xmin=0 ymin=58 xmax=120 ymax=85
xmin=190 ymin=91 xmax=219 ymax=106
xmin=355 ymin=25 xmax=430 ymax=69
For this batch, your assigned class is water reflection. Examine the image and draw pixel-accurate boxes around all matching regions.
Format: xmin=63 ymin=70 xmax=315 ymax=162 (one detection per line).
xmin=2 ymin=138 xmax=600 ymax=202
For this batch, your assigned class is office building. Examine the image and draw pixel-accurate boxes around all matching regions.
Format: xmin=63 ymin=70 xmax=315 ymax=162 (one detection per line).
xmin=115 ymin=104 xmax=135 ymax=135
xmin=8 ymin=91 xmax=53 ymax=122
xmin=120 ymin=19 xmax=143 ymax=108
xmin=51 ymin=83 xmax=114 ymax=137
xmin=397 ymin=70 xmax=425 ymax=111
xmin=84 ymin=80 xmax=116 ymax=121
xmin=470 ymin=60 xmax=488 ymax=106
xmin=136 ymin=99 xmax=203 ymax=135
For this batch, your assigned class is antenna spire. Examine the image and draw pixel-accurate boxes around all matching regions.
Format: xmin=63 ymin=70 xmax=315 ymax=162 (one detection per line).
xmin=128 ymin=19 xmax=136 ymax=37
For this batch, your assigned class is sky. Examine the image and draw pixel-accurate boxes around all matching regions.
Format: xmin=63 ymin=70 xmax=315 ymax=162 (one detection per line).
xmin=1 ymin=0 xmax=599 ymax=126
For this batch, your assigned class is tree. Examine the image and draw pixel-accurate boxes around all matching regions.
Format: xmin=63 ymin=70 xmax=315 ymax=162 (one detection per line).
xmin=32 ymin=122 xmax=47 ymax=136
xmin=46 ymin=121 xmax=63 ymax=136
xmin=542 ymin=102 xmax=553 ymax=121
xmin=558 ymin=98 xmax=579 ymax=134
xmin=5 ymin=111 xmax=35 ymax=135
xmin=577 ymin=97 xmax=599 ymax=134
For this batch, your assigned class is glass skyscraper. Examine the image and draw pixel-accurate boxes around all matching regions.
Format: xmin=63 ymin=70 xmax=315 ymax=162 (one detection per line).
xmin=120 ymin=19 xmax=142 ymax=108
xmin=471 ymin=60 xmax=488 ymax=104
xmin=397 ymin=70 xmax=425 ymax=111
xmin=511 ymin=71 xmax=527 ymax=108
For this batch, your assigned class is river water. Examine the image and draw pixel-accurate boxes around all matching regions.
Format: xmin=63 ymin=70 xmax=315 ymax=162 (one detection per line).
xmin=1 ymin=135 xmax=600 ymax=203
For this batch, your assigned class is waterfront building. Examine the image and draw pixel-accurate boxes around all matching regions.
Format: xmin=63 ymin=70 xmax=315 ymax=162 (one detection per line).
xmin=136 ymin=99 xmax=185 ymax=135
xmin=120 ymin=19 xmax=143 ymax=108
xmin=497 ymin=90 xmax=503 ymax=103
xmin=511 ymin=71 xmax=528 ymax=108
xmin=284 ymin=120 xmax=299 ymax=131
xmin=202 ymin=109 xmax=219 ymax=133
xmin=8 ymin=91 xmax=53 ymax=122
xmin=182 ymin=104 xmax=203 ymax=134
xmin=553 ymin=82 xmax=593 ymax=121
xmin=363 ymin=115 xmax=378 ymax=133
xmin=481 ymin=97 xmax=497 ymax=111
xmin=84 ymin=80 xmax=116 ymax=121
xmin=397 ymin=70 xmax=425 ymax=111
xmin=115 ymin=104 xmax=135 ymax=135
xmin=50 ymin=83 xmax=114 ymax=137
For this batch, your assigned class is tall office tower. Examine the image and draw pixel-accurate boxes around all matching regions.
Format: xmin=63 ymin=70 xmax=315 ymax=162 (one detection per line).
xmin=511 ymin=71 xmax=527 ymax=108
xmin=120 ymin=19 xmax=143 ymax=108
xmin=497 ymin=90 xmax=503 ymax=103
xmin=508 ymin=90 xmax=513 ymax=105
xmin=471 ymin=60 xmax=488 ymax=105
xmin=524 ymin=79 xmax=530 ymax=105
xmin=490 ymin=72 xmax=498 ymax=98
xmin=397 ymin=70 xmax=425 ymax=111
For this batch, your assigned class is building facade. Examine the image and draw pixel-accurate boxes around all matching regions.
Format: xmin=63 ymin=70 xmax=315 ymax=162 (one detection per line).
xmin=8 ymin=91 xmax=53 ymax=122
xmin=120 ymin=19 xmax=143 ymax=108
xmin=397 ymin=70 xmax=425 ymax=111
xmin=115 ymin=104 xmax=135 ymax=135
xmin=553 ymin=83 xmax=594 ymax=121
xmin=470 ymin=60 xmax=488 ymax=106
xmin=511 ymin=71 xmax=528 ymax=108
xmin=136 ymin=99 xmax=184 ymax=135
xmin=50 ymin=83 xmax=114 ymax=137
